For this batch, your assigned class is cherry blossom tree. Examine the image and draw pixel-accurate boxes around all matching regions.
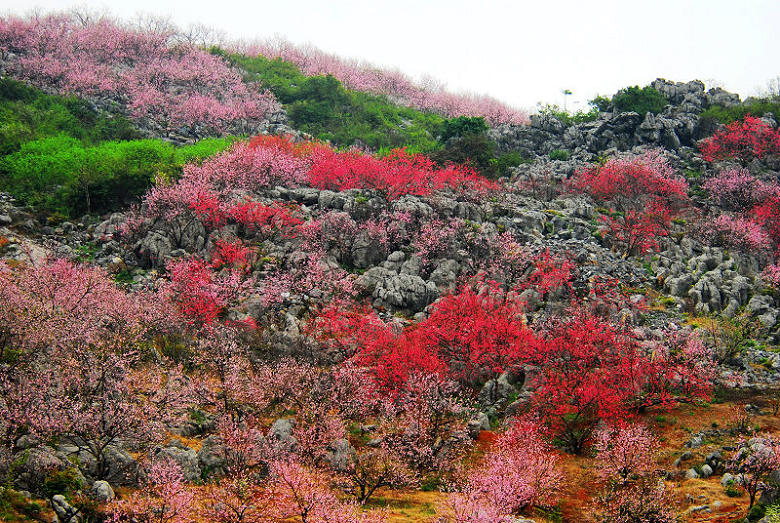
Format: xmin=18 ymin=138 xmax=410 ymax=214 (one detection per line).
xmin=727 ymin=436 xmax=780 ymax=509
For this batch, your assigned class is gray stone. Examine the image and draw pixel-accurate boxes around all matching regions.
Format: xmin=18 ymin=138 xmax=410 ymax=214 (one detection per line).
xmin=721 ymin=472 xmax=735 ymax=486
xmin=700 ymin=464 xmax=713 ymax=478
xmin=152 ymin=444 xmax=201 ymax=482
xmin=90 ymin=481 xmax=115 ymax=503
xmin=52 ymin=494 xmax=81 ymax=523
xmin=327 ymin=439 xmax=356 ymax=472
xmin=269 ymin=418 xmax=297 ymax=448
xmin=373 ymin=273 xmax=438 ymax=312
xmin=198 ymin=435 xmax=228 ymax=477
xmin=478 ymin=373 xmax=517 ymax=407
xmin=467 ymin=412 xmax=491 ymax=439
xmin=350 ymin=231 xmax=385 ymax=268
xmin=685 ymin=468 xmax=700 ymax=479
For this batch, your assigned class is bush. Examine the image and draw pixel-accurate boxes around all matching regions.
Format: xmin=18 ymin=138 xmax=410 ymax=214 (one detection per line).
xmin=701 ymin=98 xmax=780 ymax=124
xmin=439 ymin=116 xmax=489 ymax=143
xmin=699 ymin=115 xmax=780 ymax=163
xmin=610 ymin=86 xmax=668 ymax=117
xmin=537 ymin=103 xmax=600 ymax=126
xmin=0 ymin=135 xmax=235 ymax=216
xmin=549 ymin=149 xmax=570 ymax=161
xmin=218 ymin=49 xmax=444 ymax=152
xmin=0 ymin=77 xmax=141 ymax=156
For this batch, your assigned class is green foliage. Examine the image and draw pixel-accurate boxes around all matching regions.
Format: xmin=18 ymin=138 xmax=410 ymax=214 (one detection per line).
xmin=0 ymin=488 xmax=43 ymax=521
xmin=610 ymin=85 xmax=668 ymax=117
xmin=590 ymin=95 xmax=612 ymax=112
xmin=42 ymin=468 xmax=84 ymax=500
xmin=0 ymin=77 xmax=139 ymax=156
xmin=748 ymin=503 xmax=767 ymax=522
xmin=217 ymin=50 xmax=444 ymax=152
xmin=490 ymin=151 xmax=529 ymax=175
xmin=0 ymin=135 xmax=234 ymax=217
xmin=0 ymin=78 xmax=235 ymax=217
xmin=174 ymin=136 xmax=237 ymax=167
xmin=538 ymin=103 xmax=600 ymax=126
xmin=440 ymin=116 xmax=489 ymax=143
xmin=549 ymin=149 xmax=570 ymax=161
xmin=430 ymin=133 xmax=499 ymax=178
xmin=701 ymin=98 xmax=780 ymax=124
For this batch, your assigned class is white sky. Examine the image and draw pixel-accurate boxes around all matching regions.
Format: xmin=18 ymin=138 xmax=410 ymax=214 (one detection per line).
xmin=3 ymin=0 xmax=779 ymax=112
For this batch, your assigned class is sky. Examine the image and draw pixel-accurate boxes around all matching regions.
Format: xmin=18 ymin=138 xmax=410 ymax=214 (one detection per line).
xmin=3 ymin=0 xmax=779 ymax=112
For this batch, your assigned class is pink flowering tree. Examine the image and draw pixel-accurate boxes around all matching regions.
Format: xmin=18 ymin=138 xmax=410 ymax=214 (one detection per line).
xmin=726 ymin=436 xmax=780 ymax=509
xmin=268 ymin=460 xmax=387 ymax=523
xmin=240 ymin=37 xmax=527 ymax=126
xmin=440 ymin=417 xmax=562 ymax=521
xmin=591 ymin=423 xmax=674 ymax=523
xmin=110 ymin=458 xmax=194 ymax=523
xmin=0 ymin=13 xmax=279 ymax=136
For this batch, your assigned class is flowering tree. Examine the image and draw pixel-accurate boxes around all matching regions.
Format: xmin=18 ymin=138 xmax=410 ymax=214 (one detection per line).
xmin=593 ymin=424 xmax=657 ymax=480
xmin=573 ymin=151 xmax=688 ymax=256
xmin=269 ymin=460 xmax=387 ymax=523
xmin=413 ymin=281 xmax=535 ymax=389
xmin=380 ymin=373 xmax=470 ymax=472
xmin=240 ymin=37 xmax=528 ymax=126
xmin=727 ymin=437 xmax=780 ymax=509
xmin=697 ymin=214 xmax=772 ymax=253
xmin=110 ymin=458 xmax=194 ymax=523
xmin=699 ymin=115 xmax=780 ymax=163
xmin=0 ymin=14 xmax=279 ymax=136
xmin=338 ymin=447 xmax=418 ymax=504
xmin=307 ymin=147 xmax=495 ymax=200
xmin=702 ymin=169 xmax=775 ymax=212
xmin=591 ymin=423 xmax=674 ymax=523
xmin=526 ymin=310 xmax=711 ymax=453
xmin=441 ymin=417 xmax=562 ymax=520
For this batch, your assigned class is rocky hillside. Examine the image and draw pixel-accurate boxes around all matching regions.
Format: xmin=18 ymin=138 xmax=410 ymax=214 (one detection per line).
xmin=2 ymin=9 xmax=780 ymax=523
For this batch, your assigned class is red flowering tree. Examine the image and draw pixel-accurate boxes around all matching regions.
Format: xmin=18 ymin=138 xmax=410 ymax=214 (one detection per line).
xmin=412 ymin=281 xmax=535 ymax=390
xmin=307 ymin=147 xmax=495 ymax=200
xmin=699 ymin=115 xmax=780 ymax=164
xmin=574 ymin=151 xmax=688 ymax=256
xmin=526 ymin=309 xmax=711 ymax=453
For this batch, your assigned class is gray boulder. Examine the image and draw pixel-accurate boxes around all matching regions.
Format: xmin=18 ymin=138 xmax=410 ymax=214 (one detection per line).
xmin=467 ymin=412 xmax=491 ymax=439
xmin=373 ymin=274 xmax=438 ymax=312
xmin=327 ymin=439 xmax=356 ymax=472
xmin=90 ymin=480 xmax=115 ymax=503
xmin=52 ymin=494 xmax=81 ymax=523
xmin=478 ymin=373 xmax=517 ymax=407
xmin=197 ymin=435 xmax=228 ymax=477
xmin=152 ymin=443 xmax=201 ymax=482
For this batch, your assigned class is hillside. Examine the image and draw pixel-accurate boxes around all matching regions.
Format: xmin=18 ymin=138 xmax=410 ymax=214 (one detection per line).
xmin=1 ymin=10 xmax=780 ymax=523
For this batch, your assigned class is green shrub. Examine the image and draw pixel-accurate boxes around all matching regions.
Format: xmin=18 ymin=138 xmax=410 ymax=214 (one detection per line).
xmin=537 ymin=103 xmax=600 ymax=126
xmin=440 ymin=116 xmax=489 ymax=142
xmin=0 ymin=77 xmax=140 ymax=156
xmin=0 ymin=135 xmax=234 ymax=217
xmin=700 ymin=99 xmax=780 ymax=124
xmin=429 ymin=133 xmax=499 ymax=178
xmin=549 ymin=149 xmax=570 ymax=161
xmin=610 ymin=86 xmax=668 ymax=117
xmin=216 ymin=49 xmax=443 ymax=152
xmin=42 ymin=468 xmax=84 ymax=499
xmin=174 ymin=136 xmax=236 ymax=166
